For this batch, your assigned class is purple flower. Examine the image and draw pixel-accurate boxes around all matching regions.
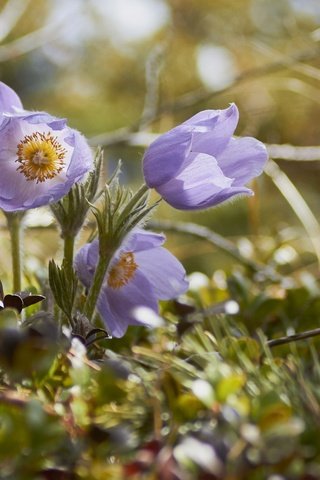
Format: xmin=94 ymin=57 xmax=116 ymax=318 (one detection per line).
xmin=0 ymin=82 xmax=93 ymax=211
xmin=143 ymin=104 xmax=268 ymax=210
xmin=74 ymin=228 xmax=189 ymax=338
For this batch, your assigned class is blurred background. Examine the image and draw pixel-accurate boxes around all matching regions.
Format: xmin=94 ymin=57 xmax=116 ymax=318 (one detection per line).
xmin=1 ymin=0 xmax=320 ymax=284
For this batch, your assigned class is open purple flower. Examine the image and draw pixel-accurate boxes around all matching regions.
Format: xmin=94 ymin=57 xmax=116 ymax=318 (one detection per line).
xmin=0 ymin=82 xmax=93 ymax=211
xmin=75 ymin=228 xmax=189 ymax=338
xmin=143 ymin=104 xmax=268 ymax=210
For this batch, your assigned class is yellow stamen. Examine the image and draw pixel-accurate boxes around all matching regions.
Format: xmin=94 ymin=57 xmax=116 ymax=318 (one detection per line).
xmin=107 ymin=252 xmax=137 ymax=289
xmin=16 ymin=131 xmax=67 ymax=183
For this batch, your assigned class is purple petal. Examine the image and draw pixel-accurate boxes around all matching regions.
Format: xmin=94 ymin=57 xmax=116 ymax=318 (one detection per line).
xmin=64 ymin=129 xmax=93 ymax=182
xmin=143 ymin=128 xmax=193 ymax=187
xmin=123 ymin=228 xmax=165 ymax=252
xmin=182 ymin=109 xmax=221 ymax=129
xmin=85 ymin=239 xmax=99 ymax=270
xmin=135 ymin=247 xmax=188 ymax=299
xmin=23 ymin=112 xmax=67 ymax=130
xmin=191 ymin=104 xmax=239 ymax=158
xmin=201 ymin=185 xmax=253 ymax=208
xmin=217 ymin=137 xmax=268 ymax=185
xmin=74 ymin=242 xmax=96 ymax=287
xmin=104 ymin=270 xmax=159 ymax=338
xmin=0 ymin=120 xmax=39 ymax=208
xmin=158 ymin=186 xmax=252 ymax=211
xmin=157 ymin=152 xmax=233 ymax=210
xmin=0 ymin=165 xmax=73 ymax=211
xmin=96 ymin=290 xmax=129 ymax=338
xmin=0 ymin=82 xmax=23 ymax=113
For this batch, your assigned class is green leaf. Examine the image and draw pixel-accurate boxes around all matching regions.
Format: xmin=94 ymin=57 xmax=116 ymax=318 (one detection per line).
xmin=50 ymin=147 xmax=103 ymax=238
xmin=48 ymin=259 xmax=78 ymax=322
xmin=216 ymin=374 xmax=246 ymax=402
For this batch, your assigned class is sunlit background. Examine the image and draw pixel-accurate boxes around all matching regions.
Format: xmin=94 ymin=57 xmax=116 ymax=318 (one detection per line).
xmin=1 ymin=0 xmax=320 ymax=282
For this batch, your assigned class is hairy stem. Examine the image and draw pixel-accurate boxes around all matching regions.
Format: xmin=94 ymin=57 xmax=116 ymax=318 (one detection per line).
xmin=83 ymin=252 xmax=113 ymax=321
xmin=63 ymin=234 xmax=75 ymax=273
xmin=83 ymin=184 xmax=149 ymax=321
xmin=5 ymin=212 xmax=24 ymax=292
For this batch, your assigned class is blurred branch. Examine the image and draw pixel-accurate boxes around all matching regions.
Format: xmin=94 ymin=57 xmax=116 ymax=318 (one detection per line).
xmin=148 ymin=219 xmax=269 ymax=274
xmin=267 ymin=143 xmax=320 ymax=161
xmin=89 ymin=44 xmax=320 ymax=148
xmin=267 ymin=327 xmax=320 ymax=348
xmin=265 ymin=159 xmax=320 ymax=264
xmin=0 ymin=0 xmax=31 ymax=43
xmin=0 ymin=22 xmax=62 ymax=62
xmin=0 ymin=2 xmax=81 ymax=63
xmin=158 ymin=45 xmax=320 ymax=113
xmin=254 ymin=41 xmax=320 ymax=83
xmin=270 ymin=77 xmax=320 ymax=106
xmin=140 ymin=43 xmax=166 ymax=128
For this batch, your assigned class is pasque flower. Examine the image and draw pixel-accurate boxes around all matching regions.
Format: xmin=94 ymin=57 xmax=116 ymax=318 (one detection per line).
xmin=143 ymin=104 xmax=268 ymax=210
xmin=75 ymin=228 xmax=188 ymax=338
xmin=0 ymin=82 xmax=93 ymax=211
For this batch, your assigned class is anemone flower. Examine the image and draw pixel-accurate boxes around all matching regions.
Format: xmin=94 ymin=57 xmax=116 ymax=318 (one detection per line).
xmin=0 ymin=82 xmax=93 ymax=211
xmin=143 ymin=104 xmax=268 ymax=210
xmin=75 ymin=228 xmax=189 ymax=338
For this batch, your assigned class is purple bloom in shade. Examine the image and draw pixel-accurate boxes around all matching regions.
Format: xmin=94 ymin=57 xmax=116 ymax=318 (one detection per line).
xmin=0 ymin=82 xmax=93 ymax=211
xmin=142 ymin=104 xmax=268 ymax=210
xmin=74 ymin=228 xmax=189 ymax=338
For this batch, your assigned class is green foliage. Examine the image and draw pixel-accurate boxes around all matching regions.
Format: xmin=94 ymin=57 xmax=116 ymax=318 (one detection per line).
xmin=48 ymin=260 xmax=78 ymax=322
xmin=2 ymin=261 xmax=320 ymax=478
xmin=50 ymin=148 xmax=103 ymax=239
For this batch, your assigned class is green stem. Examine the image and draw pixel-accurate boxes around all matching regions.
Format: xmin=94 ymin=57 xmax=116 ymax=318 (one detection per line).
xmin=83 ymin=252 xmax=113 ymax=321
xmin=5 ymin=212 xmax=23 ymax=292
xmin=63 ymin=234 xmax=75 ymax=272
xmin=83 ymin=184 xmax=149 ymax=322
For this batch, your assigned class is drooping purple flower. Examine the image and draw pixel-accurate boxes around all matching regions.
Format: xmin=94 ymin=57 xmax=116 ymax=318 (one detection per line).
xmin=74 ymin=228 xmax=189 ymax=338
xmin=0 ymin=82 xmax=93 ymax=211
xmin=143 ymin=104 xmax=268 ymax=210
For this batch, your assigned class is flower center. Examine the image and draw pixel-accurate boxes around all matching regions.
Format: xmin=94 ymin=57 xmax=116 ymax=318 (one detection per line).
xmin=16 ymin=132 xmax=67 ymax=183
xmin=107 ymin=252 xmax=138 ymax=289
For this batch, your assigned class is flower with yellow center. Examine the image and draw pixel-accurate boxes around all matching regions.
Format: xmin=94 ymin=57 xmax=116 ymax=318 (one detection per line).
xmin=16 ymin=132 xmax=67 ymax=183
xmin=0 ymin=81 xmax=93 ymax=211
xmin=75 ymin=229 xmax=189 ymax=338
